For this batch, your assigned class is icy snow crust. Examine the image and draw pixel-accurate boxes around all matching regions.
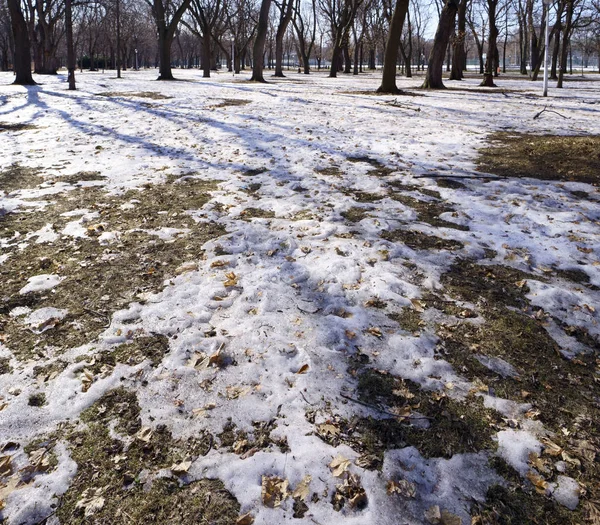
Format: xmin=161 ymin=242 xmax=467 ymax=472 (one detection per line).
xmin=1 ymin=70 xmax=599 ymax=523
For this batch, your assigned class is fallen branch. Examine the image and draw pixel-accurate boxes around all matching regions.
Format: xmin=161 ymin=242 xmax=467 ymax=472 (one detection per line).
xmin=533 ymin=106 xmax=568 ymax=120
xmin=380 ymin=98 xmax=421 ymax=112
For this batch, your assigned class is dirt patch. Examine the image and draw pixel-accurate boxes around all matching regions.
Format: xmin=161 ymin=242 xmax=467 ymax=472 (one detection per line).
xmin=346 ymin=156 xmax=394 ymax=177
xmin=240 ymin=167 xmax=268 ymax=177
xmin=381 ymin=229 xmax=464 ymax=251
xmin=52 ymin=171 xmax=105 ymax=185
xmin=436 ymin=178 xmax=467 ymax=190
xmin=341 ymin=207 xmax=369 ymax=223
xmin=0 ymin=164 xmax=44 ymax=193
xmin=478 ymin=133 xmax=600 ymax=184
xmin=210 ymin=98 xmax=251 ymax=108
xmin=0 ymin=357 xmax=12 ymax=375
xmin=97 ymin=91 xmax=172 ymax=100
xmin=0 ymin=123 xmax=37 ymax=132
xmin=390 ymin=192 xmax=469 ymax=230
xmin=239 ymin=207 xmax=275 ymax=220
xmin=315 ymin=166 xmax=343 ymax=177
xmin=0 ymin=178 xmax=224 ymax=360
xmin=350 ymin=191 xmax=385 ymax=203
xmin=56 ymin=388 xmax=237 ymax=524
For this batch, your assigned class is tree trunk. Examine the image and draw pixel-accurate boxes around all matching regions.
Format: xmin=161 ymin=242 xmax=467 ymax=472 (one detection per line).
xmin=450 ymin=0 xmax=466 ymax=80
xmin=377 ymin=0 xmax=410 ymax=92
xmin=343 ymin=42 xmax=351 ymax=73
xmin=551 ymin=29 xmax=560 ymax=79
xmin=158 ymin=30 xmax=175 ymax=79
xmin=422 ymin=0 xmax=458 ymax=89
xmin=202 ymin=32 xmax=211 ymax=77
xmin=274 ymin=0 xmax=293 ymax=76
xmin=480 ymin=0 xmax=498 ymax=86
xmin=66 ymin=0 xmax=76 ymax=89
xmin=251 ymin=0 xmax=271 ymax=81
xmin=7 ymin=0 xmax=35 ymax=84
xmin=557 ymin=0 xmax=573 ymax=88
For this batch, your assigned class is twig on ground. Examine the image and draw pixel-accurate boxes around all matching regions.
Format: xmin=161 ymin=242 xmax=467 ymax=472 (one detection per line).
xmin=340 ymin=394 xmax=433 ymax=420
xmin=413 ymin=173 xmax=506 ymax=180
xmin=533 ymin=105 xmax=568 ymax=120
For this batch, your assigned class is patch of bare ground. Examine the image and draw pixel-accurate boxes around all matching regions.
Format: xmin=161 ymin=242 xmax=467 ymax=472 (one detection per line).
xmin=55 ymin=388 xmax=239 ymax=524
xmin=478 ymin=133 xmax=600 ymax=184
xmin=97 ymin=91 xmax=172 ymax=100
xmin=435 ymin=258 xmax=599 ymax=522
xmin=0 ymin=164 xmax=44 ymax=193
xmin=389 ymin=187 xmax=470 ymax=231
xmin=209 ymin=98 xmax=251 ymax=108
xmin=0 ymin=123 xmax=37 ymax=132
xmin=346 ymin=156 xmax=395 ymax=177
xmin=0 ymin=177 xmax=224 ymax=360
xmin=381 ymin=228 xmax=464 ymax=251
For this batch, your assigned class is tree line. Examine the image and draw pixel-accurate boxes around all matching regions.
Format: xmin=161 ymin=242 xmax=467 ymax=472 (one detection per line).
xmin=2 ymin=0 xmax=599 ymax=90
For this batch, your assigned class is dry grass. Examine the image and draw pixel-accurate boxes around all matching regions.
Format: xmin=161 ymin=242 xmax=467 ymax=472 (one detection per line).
xmin=478 ymin=132 xmax=600 ymax=185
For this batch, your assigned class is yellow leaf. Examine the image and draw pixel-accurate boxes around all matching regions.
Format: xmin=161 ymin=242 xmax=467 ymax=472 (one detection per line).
xmin=410 ymin=298 xmax=425 ymax=312
xmin=296 ymin=364 xmax=309 ymax=374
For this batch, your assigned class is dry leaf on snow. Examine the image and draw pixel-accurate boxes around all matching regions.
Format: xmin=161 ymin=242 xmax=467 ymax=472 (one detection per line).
xmin=292 ymin=475 xmax=312 ymax=501
xmin=329 ymin=455 xmax=351 ymax=477
xmin=261 ymin=475 xmax=289 ymax=508
xmin=387 ymin=479 xmax=416 ymax=498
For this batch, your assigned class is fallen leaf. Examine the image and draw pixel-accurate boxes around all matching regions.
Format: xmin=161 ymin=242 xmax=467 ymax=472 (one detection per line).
xmin=410 ymin=298 xmax=425 ymax=312
xmin=261 ymin=475 xmax=289 ymax=508
xmin=75 ymin=489 xmax=106 ymax=517
xmin=526 ymin=470 xmax=549 ymax=494
xmin=292 ymin=475 xmax=312 ymax=501
xmin=224 ymin=272 xmax=238 ymax=287
xmin=0 ymin=455 xmax=12 ymax=477
xmin=136 ymin=426 xmax=153 ymax=443
xmin=440 ymin=509 xmax=463 ymax=525
xmin=317 ymin=423 xmax=340 ymax=437
xmin=542 ymin=439 xmax=563 ymax=457
xmin=170 ymin=460 xmax=192 ymax=475
xmin=387 ymin=479 xmax=416 ymax=498
xmin=366 ymin=326 xmax=382 ymax=338
xmin=424 ymin=505 xmax=441 ymax=524
xmin=329 ymin=455 xmax=351 ymax=477
xmin=211 ymin=260 xmax=229 ymax=268
xmin=236 ymin=513 xmax=255 ymax=525
xmin=296 ymin=364 xmax=309 ymax=374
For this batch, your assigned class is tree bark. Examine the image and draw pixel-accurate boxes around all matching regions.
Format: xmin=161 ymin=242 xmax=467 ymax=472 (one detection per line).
xmin=450 ymin=0 xmax=466 ymax=80
xmin=377 ymin=0 xmax=410 ymax=93
xmin=274 ymin=0 xmax=294 ymax=76
xmin=152 ymin=0 xmax=193 ymax=80
xmin=7 ymin=0 xmax=35 ymax=84
xmin=251 ymin=0 xmax=271 ymax=81
xmin=66 ymin=0 xmax=76 ymax=89
xmin=557 ymin=0 xmax=573 ymax=88
xmin=422 ymin=0 xmax=458 ymax=89
xmin=480 ymin=0 xmax=498 ymax=86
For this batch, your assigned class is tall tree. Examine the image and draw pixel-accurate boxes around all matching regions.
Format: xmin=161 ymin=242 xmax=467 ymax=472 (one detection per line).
xmin=480 ymin=0 xmax=498 ymax=86
xmin=250 ymin=0 xmax=271 ymax=81
xmin=422 ymin=0 xmax=459 ymax=88
xmin=7 ymin=0 xmax=35 ymax=84
xmin=274 ymin=0 xmax=294 ymax=76
xmin=147 ymin=0 xmax=193 ymax=79
xmin=65 ymin=0 xmax=75 ymax=89
xmin=377 ymin=0 xmax=410 ymax=92
xmin=450 ymin=0 xmax=467 ymax=79
xmin=292 ymin=0 xmax=317 ymax=73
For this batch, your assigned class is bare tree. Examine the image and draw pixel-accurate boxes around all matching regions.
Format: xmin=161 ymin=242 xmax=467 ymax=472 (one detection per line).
xmin=146 ymin=0 xmax=193 ymax=79
xmin=7 ymin=0 xmax=35 ymax=84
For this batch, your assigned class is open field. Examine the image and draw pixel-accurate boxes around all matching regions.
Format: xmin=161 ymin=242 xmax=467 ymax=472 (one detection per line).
xmin=1 ymin=69 xmax=599 ymax=525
